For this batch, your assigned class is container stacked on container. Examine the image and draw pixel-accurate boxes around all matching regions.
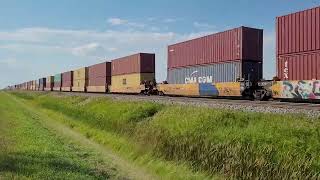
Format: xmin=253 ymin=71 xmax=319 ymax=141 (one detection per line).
xmin=45 ymin=76 xmax=54 ymax=91
xmin=39 ymin=78 xmax=46 ymax=91
xmin=276 ymin=6 xmax=320 ymax=80
xmin=87 ymin=62 xmax=111 ymax=93
xmin=167 ymin=26 xmax=263 ymax=84
xmin=61 ymin=71 xmax=73 ymax=91
xmin=33 ymin=80 xmax=38 ymax=91
xmin=110 ymin=53 xmax=155 ymax=93
xmin=72 ymin=67 xmax=88 ymax=92
xmin=53 ymin=73 xmax=62 ymax=91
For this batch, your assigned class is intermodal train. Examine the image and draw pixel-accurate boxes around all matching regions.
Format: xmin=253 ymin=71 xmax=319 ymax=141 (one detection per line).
xmin=6 ymin=6 xmax=320 ymax=102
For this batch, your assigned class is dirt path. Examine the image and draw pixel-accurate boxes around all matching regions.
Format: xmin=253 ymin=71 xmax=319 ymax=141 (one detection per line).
xmin=5 ymin=92 xmax=157 ymax=180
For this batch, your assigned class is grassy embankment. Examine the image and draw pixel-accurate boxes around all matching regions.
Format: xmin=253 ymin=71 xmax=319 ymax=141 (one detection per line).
xmin=7 ymin=91 xmax=320 ymax=179
xmin=0 ymin=92 xmax=124 ymax=179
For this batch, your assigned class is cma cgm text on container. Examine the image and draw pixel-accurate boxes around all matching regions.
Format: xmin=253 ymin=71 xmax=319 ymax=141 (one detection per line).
xmin=276 ymin=6 xmax=320 ymax=80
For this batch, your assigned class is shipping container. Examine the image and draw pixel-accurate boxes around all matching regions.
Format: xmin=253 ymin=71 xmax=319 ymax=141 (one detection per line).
xmin=271 ymin=80 xmax=320 ymax=100
xmin=167 ymin=26 xmax=263 ymax=69
xmin=158 ymin=82 xmax=242 ymax=97
xmin=33 ymin=80 xmax=38 ymax=91
xmin=39 ymin=78 xmax=46 ymax=91
xmin=53 ymin=73 xmax=62 ymax=91
xmin=112 ymin=53 xmax=155 ymax=76
xmin=276 ymin=6 xmax=320 ymax=56
xmin=110 ymin=73 xmax=155 ymax=93
xmin=45 ymin=76 xmax=54 ymax=91
xmin=61 ymin=71 xmax=73 ymax=91
xmin=167 ymin=60 xmax=262 ymax=84
xmin=277 ymin=51 xmax=320 ymax=80
xmin=72 ymin=67 xmax=88 ymax=92
xmin=87 ymin=62 xmax=111 ymax=93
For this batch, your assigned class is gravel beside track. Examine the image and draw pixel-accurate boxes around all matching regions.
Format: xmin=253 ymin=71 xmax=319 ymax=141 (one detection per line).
xmin=45 ymin=91 xmax=320 ymax=118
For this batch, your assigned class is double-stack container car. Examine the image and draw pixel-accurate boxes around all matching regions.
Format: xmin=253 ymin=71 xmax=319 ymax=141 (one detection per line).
xmin=272 ymin=6 xmax=320 ymax=101
xmin=39 ymin=78 xmax=46 ymax=91
xmin=72 ymin=67 xmax=88 ymax=92
xmin=33 ymin=80 xmax=39 ymax=91
xmin=110 ymin=53 xmax=156 ymax=93
xmin=53 ymin=74 xmax=62 ymax=91
xmin=44 ymin=76 xmax=54 ymax=91
xmin=159 ymin=26 xmax=263 ymax=97
xmin=276 ymin=6 xmax=320 ymax=81
xmin=87 ymin=62 xmax=111 ymax=93
xmin=61 ymin=71 xmax=73 ymax=92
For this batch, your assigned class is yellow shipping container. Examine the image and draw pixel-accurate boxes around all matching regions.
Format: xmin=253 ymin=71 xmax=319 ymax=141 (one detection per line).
xmin=158 ymin=84 xmax=200 ymax=96
xmin=61 ymin=87 xmax=72 ymax=92
xmin=110 ymin=73 xmax=155 ymax=93
xmin=72 ymin=67 xmax=88 ymax=92
xmin=215 ymin=82 xmax=241 ymax=97
xmin=87 ymin=86 xmax=108 ymax=93
xmin=158 ymin=82 xmax=242 ymax=97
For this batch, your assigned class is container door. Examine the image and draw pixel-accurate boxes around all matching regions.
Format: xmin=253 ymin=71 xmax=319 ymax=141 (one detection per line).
xmin=242 ymin=61 xmax=263 ymax=81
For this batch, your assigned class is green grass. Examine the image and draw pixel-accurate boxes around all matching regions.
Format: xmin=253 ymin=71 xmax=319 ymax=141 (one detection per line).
xmin=0 ymin=92 xmax=122 ymax=179
xmin=8 ymin=91 xmax=320 ymax=179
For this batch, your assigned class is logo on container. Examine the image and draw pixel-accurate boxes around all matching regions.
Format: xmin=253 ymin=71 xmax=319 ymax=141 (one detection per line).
xmin=185 ymin=70 xmax=213 ymax=84
xmin=283 ymin=60 xmax=289 ymax=80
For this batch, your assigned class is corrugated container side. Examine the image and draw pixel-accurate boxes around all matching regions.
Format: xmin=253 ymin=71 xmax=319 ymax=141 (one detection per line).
xmin=39 ymin=78 xmax=46 ymax=91
xmin=88 ymin=62 xmax=111 ymax=86
xmin=242 ymin=27 xmax=263 ymax=61
xmin=110 ymin=73 xmax=155 ymax=93
xmin=45 ymin=76 xmax=54 ymax=90
xmin=271 ymin=80 xmax=320 ymax=99
xmin=72 ymin=67 xmax=88 ymax=92
xmin=277 ymin=6 xmax=320 ymax=55
xmin=112 ymin=53 xmax=155 ymax=75
xmin=54 ymin=74 xmax=62 ymax=88
xmin=62 ymin=71 xmax=73 ymax=87
xmin=167 ymin=60 xmax=262 ymax=84
xmin=167 ymin=26 xmax=263 ymax=69
xmin=277 ymin=51 xmax=320 ymax=80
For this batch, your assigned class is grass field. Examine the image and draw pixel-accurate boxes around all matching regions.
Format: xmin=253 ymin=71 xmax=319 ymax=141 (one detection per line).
xmin=2 ymin=91 xmax=320 ymax=179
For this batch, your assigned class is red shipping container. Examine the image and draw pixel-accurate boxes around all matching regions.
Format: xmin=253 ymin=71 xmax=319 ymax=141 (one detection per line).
xmin=276 ymin=6 xmax=320 ymax=56
xmin=277 ymin=51 xmax=320 ymax=80
xmin=88 ymin=61 xmax=111 ymax=86
xmin=112 ymin=53 xmax=155 ymax=75
xmin=62 ymin=71 xmax=73 ymax=87
xmin=167 ymin=26 xmax=263 ymax=69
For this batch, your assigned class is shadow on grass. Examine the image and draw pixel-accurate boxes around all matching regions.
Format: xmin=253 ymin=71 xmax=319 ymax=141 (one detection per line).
xmin=0 ymin=151 xmax=112 ymax=179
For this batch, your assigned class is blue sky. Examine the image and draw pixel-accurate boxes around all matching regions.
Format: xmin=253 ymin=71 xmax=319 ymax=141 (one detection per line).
xmin=1 ymin=0 xmax=319 ymax=88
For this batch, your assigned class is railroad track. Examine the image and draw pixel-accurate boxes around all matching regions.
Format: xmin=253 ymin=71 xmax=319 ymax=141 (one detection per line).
xmin=47 ymin=91 xmax=320 ymax=115
xmin=15 ymin=90 xmax=319 ymax=117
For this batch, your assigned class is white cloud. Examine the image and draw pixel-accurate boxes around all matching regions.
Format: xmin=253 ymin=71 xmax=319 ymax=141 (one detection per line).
xmin=71 ymin=43 xmax=103 ymax=57
xmin=147 ymin=17 xmax=156 ymax=21
xmin=163 ymin=18 xmax=177 ymax=23
xmin=193 ymin=22 xmax=215 ymax=29
xmin=0 ymin=26 xmax=222 ymax=88
xmin=107 ymin=18 xmax=128 ymax=25
xmin=107 ymin=17 xmax=145 ymax=28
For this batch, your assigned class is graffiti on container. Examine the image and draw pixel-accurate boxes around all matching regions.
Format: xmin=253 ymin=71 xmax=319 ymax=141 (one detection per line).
xmin=282 ymin=80 xmax=320 ymax=99
xmin=283 ymin=60 xmax=289 ymax=80
xmin=185 ymin=71 xmax=213 ymax=84
xmin=215 ymin=82 xmax=241 ymax=96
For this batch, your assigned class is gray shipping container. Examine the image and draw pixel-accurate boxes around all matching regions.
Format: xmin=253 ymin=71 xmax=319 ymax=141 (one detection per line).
xmin=167 ymin=60 xmax=262 ymax=84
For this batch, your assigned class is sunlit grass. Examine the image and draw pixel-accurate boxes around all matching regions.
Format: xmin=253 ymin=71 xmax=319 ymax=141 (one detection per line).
xmin=11 ymin=91 xmax=320 ymax=179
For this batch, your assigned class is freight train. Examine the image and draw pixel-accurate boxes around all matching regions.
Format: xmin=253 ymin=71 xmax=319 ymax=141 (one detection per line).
xmin=6 ymin=6 xmax=320 ymax=102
